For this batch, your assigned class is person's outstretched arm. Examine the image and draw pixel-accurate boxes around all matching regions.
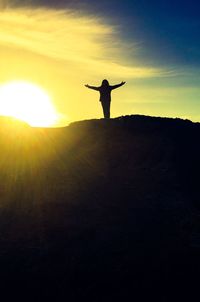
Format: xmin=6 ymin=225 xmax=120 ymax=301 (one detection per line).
xmin=111 ymin=81 xmax=126 ymax=90
xmin=85 ymin=84 xmax=100 ymax=91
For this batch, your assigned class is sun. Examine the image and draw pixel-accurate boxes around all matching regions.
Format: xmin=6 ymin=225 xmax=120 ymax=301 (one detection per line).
xmin=0 ymin=81 xmax=58 ymax=127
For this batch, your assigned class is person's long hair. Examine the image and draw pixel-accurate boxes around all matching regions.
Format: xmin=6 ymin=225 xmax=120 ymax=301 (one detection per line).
xmin=101 ymin=79 xmax=109 ymax=87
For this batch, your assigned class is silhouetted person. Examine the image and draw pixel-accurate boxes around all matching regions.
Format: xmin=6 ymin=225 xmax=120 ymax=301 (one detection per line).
xmin=85 ymin=79 xmax=126 ymax=119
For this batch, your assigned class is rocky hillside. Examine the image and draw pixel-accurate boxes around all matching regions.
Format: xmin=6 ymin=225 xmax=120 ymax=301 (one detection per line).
xmin=0 ymin=115 xmax=200 ymax=301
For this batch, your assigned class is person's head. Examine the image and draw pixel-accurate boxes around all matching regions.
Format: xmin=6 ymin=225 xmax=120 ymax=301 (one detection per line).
xmin=101 ymin=79 xmax=109 ymax=87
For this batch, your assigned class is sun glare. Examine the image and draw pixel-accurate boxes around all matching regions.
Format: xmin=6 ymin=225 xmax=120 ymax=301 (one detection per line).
xmin=0 ymin=81 xmax=58 ymax=127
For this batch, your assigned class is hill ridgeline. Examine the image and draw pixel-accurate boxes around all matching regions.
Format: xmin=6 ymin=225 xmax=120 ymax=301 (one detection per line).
xmin=0 ymin=115 xmax=200 ymax=301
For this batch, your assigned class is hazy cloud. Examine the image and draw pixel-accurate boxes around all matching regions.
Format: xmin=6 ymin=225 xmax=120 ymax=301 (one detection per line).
xmin=0 ymin=7 xmax=167 ymax=79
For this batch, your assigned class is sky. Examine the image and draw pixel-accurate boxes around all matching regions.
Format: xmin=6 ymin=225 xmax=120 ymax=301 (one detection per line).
xmin=0 ymin=0 xmax=199 ymax=125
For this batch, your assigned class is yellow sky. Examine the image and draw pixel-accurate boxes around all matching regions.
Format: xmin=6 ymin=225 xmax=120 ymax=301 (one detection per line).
xmin=0 ymin=6 xmax=199 ymax=125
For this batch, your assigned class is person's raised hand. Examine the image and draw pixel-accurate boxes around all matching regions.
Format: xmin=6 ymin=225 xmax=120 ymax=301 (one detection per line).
xmin=85 ymin=84 xmax=89 ymax=88
xmin=121 ymin=81 xmax=126 ymax=85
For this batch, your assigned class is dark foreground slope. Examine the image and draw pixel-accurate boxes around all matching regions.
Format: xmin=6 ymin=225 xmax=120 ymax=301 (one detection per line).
xmin=0 ymin=115 xmax=200 ymax=301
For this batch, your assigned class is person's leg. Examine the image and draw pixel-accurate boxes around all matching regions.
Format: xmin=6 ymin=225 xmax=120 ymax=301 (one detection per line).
xmin=101 ymin=102 xmax=110 ymax=119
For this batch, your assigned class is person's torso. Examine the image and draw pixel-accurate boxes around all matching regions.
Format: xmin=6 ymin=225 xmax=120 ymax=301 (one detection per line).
xmin=99 ymin=86 xmax=112 ymax=102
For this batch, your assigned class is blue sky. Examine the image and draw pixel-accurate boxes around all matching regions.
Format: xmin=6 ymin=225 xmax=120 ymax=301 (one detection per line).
xmin=22 ymin=0 xmax=200 ymax=67
xmin=10 ymin=0 xmax=200 ymax=66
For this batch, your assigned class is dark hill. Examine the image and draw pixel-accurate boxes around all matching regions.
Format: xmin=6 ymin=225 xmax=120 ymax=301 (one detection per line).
xmin=0 ymin=115 xmax=200 ymax=301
